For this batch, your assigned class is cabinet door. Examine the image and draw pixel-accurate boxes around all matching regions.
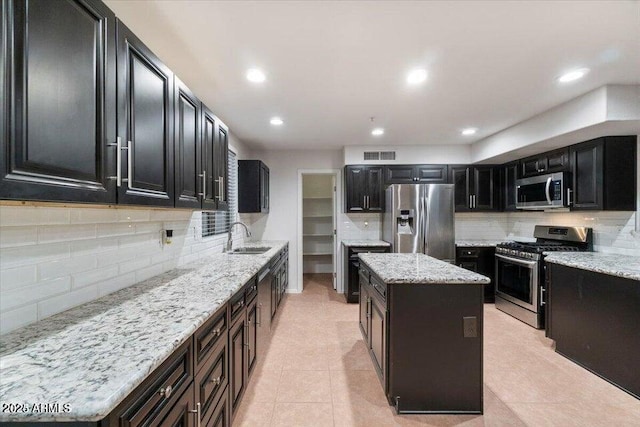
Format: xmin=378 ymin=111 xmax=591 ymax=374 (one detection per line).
xmin=207 ymin=391 xmax=230 ymax=427
xmin=260 ymin=163 xmax=269 ymax=212
xmin=358 ymin=274 xmax=369 ymax=341
xmin=345 ymin=166 xmax=366 ymax=212
xmin=174 ymin=77 xmax=201 ymax=208
xmin=473 ymin=167 xmax=497 ymax=211
xmin=546 ymin=148 xmax=569 ymax=173
xmin=503 ymin=162 xmax=518 ymax=211
xmin=384 ymin=165 xmax=415 ymax=184
xmin=0 ymin=0 xmax=116 ymax=204
xmin=229 ymin=315 xmax=247 ymax=416
xmin=201 ymin=106 xmax=218 ymax=210
xmin=415 ymin=165 xmax=448 ymax=183
xmin=116 ymin=19 xmax=174 ymax=206
xmin=366 ymin=166 xmax=385 ymax=212
xmin=449 ymin=166 xmax=471 ymax=212
xmin=571 ymin=140 xmax=603 ymax=210
xmin=247 ymin=299 xmax=258 ymax=378
xmin=158 ymin=384 xmax=196 ymax=427
xmin=213 ymin=121 xmax=229 ymax=211
xmin=370 ymin=296 xmax=386 ymax=378
xmin=521 ymin=158 xmax=540 ymax=177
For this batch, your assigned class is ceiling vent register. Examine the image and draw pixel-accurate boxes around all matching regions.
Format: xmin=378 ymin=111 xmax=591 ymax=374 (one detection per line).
xmin=363 ymin=151 xmax=396 ymax=161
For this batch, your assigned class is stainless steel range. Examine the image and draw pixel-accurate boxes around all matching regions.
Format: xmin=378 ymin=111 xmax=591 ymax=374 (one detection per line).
xmin=495 ymin=225 xmax=593 ymax=329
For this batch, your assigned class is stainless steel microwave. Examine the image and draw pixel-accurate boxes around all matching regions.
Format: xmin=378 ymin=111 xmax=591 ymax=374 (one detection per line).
xmin=516 ymin=172 xmax=569 ymax=210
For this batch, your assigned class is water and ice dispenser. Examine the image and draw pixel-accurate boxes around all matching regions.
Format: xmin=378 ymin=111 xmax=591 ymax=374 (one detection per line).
xmin=396 ymin=209 xmax=415 ymax=234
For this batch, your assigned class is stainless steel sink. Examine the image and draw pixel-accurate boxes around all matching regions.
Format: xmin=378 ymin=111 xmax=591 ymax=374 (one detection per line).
xmin=229 ymin=247 xmax=271 ymax=254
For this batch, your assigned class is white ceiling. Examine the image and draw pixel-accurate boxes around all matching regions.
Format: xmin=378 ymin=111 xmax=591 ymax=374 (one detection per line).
xmin=105 ymin=0 xmax=640 ymax=151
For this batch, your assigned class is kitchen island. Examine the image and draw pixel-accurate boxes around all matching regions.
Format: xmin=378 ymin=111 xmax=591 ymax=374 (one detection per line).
xmin=545 ymin=252 xmax=640 ymax=399
xmin=357 ymin=253 xmax=490 ymax=414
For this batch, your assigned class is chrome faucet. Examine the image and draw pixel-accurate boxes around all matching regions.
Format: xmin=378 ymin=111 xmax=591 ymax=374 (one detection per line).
xmin=227 ymin=221 xmax=251 ymax=252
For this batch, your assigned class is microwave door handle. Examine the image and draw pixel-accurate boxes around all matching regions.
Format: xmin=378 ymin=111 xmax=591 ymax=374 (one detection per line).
xmin=545 ymin=177 xmax=552 ymax=205
xmin=496 ymin=254 xmax=538 ymax=268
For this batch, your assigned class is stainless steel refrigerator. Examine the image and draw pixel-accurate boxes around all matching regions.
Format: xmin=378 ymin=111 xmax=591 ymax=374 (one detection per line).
xmin=382 ymin=184 xmax=455 ymax=262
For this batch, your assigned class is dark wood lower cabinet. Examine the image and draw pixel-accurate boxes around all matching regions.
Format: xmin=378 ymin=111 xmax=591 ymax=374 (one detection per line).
xmin=229 ymin=311 xmax=247 ymax=416
xmin=247 ymin=298 xmax=258 ymax=378
xmin=547 ymin=263 xmax=640 ymax=399
xmin=456 ymin=246 xmax=496 ymax=303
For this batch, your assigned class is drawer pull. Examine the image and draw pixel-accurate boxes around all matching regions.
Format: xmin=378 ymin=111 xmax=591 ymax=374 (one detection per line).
xmin=210 ymin=376 xmax=221 ymax=386
xmin=188 ymin=402 xmax=201 ymax=427
xmin=158 ymin=385 xmax=172 ymax=399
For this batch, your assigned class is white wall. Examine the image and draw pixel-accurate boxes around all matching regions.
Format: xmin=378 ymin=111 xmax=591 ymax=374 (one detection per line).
xmin=246 ymin=149 xmax=343 ymax=292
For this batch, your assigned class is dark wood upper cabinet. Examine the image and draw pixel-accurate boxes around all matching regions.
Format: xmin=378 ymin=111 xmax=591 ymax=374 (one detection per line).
xmin=503 ymin=162 xmax=518 ymax=211
xmin=520 ymin=148 xmax=569 ymax=178
xmin=449 ymin=165 xmax=499 ymax=212
xmin=238 ymin=160 xmax=269 ymax=213
xmin=570 ymin=136 xmax=636 ymax=211
xmin=385 ymin=165 xmax=447 ymax=184
xmin=116 ymin=19 xmax=174 ymax=207
xmin=345 ymin=165 xmax=385 ymax=212
xmin=214 ymin=122 xmax=229 ymax=211
xmin=0 ymin=0 xmax=117 ymax=203
xmin=173 ymin=77 xmax=202 ymax=209
xmin=201 ymin=105 xmax=228 ymax=211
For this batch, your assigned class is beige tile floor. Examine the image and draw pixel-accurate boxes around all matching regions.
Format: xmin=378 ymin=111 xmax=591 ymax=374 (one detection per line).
xmin=232 ymin=274 xmax=640 ymax=426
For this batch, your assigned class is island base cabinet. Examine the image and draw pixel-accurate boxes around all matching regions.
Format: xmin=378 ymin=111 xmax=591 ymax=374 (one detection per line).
xmin=548 ymin=264 xmax=640 ymax=399
xmin=387 ymin=284 xmax=484 ymax=414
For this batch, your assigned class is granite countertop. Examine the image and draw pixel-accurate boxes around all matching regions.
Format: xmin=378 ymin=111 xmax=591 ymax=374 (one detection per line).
xmin=0 ymin=240 xmax=288 ymax=422
xmin=342 ymin=239 xmax=391 ymax=247
xmin=358 ymin=253 xmax=490 ymax=285
xmin=543 ymin=252 xmax=640 ymax=281
xmin=456 ymin=240 xmax=505 ymax=247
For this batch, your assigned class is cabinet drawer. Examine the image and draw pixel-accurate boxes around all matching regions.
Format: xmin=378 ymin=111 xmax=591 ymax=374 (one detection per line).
xmin=245 ymin=279 xmax=258 ymax=304
xmin=117 ymin=340 xmax=193 ymax=427
xmin=370 ymin=275 xmax=386 ymax=300
xmin=195 ymin=337 xmax=229 ymax=425
xmin=194 ymin=305 xmax=228 ymax=370
xmin=457 ymin=248 xmax=480 ymax=258
xmin=229 ymin=292 xmax=246 ymax=322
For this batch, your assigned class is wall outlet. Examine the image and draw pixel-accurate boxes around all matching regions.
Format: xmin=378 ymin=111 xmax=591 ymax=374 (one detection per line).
xmin=463 ymin=316 xmax=477 ymax=338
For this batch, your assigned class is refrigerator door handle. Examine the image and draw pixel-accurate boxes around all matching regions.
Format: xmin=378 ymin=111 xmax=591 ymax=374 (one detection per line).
xmin=421 ymin=196 xmax=429 ymax=255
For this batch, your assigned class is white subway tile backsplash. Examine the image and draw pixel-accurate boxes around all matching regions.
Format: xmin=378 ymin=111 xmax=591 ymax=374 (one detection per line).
xmin=0 ymin=207 xmax=246 ymax=335
xmin=0 ymin=265 xmax=37 ymax=292
xmin=38 ymin=224 xmax=96 ymax=244
xmin=72 ymin=265 xmax=120 ymax=289
xmin=119 ymin=257 xmax=151 ymax=275
xmin=96 ymin=222 xmax=136 ymax=238
xmin=0 ymin=226 xmax=39 ymax=248
xmin=1 ymin=277 xmax=71 ymax=312
xmin=37 ymin=285 xmax=98 ymax=319
xmin=0 ymin=304 xmax=38 ymax=335
xmin=0 ymin=206 xmax=70 ymax=226
xmin=38 ymin=254 xmax=98 ymax=281
xmin=70 ymin=208 xmax=119 ymax=224
xmin=96 ymin=273 xmax=137 ymax=297
xmin=0 ymin=242 xmax=70 ymax=269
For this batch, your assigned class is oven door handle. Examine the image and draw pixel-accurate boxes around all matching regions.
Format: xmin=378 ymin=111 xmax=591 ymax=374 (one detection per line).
xmin=545 ymin=177 xmax=552 ymax=205
xmin=496 ymin=254 xmax=538 ymax=268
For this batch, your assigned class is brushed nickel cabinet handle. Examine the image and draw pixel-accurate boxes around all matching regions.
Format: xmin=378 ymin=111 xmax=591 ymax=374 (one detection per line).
xmin=188 ymin=402 xmax=201 ymax=427
xmin=158 ymin=385 xmax=172 ymax=398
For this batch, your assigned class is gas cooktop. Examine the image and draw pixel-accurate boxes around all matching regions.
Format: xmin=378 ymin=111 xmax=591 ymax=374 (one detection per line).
xmin=496 ymin=226 xmax=593 ymax=260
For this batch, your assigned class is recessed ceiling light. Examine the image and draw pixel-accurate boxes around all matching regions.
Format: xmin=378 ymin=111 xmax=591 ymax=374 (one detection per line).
xmin=407 ymin=68 xmax=428 ymax=85
xmin=270 ymin=117 xmax=283 ymax=126
xmin=371 ymin=128 xmax=384 ymax=136
xmin=461 ymin=128 xmax=477 ymax=136
xmin=246 ymin=68 xmax=266 ymax=83
xmin=558 ymin=68 xmax=589 ymax=83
